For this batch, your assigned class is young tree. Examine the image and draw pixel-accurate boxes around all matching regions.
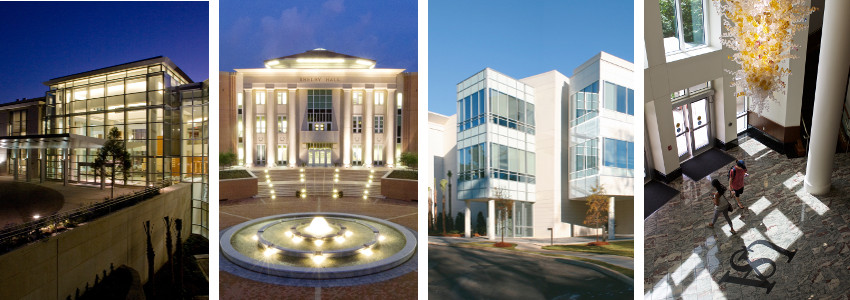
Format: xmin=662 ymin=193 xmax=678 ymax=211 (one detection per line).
xmin=399 ymin=152 xmax=418 ymax=170
xmin=584 ymin=185 xmax=610 ymax=242
xmin=93 ymin=127 xmax=131 ymax=198
xmin=493 ymin=186 xmax=513 ymax=244
xmin=428 ymin=187 xmax=434 ymax=232
xmin=439 ymin=179 xmax=448 ymax=235
xmin=219 ymin=152 xmax=237 ymax=168
xmin=446 ymin=170 xmax=453 ymax=222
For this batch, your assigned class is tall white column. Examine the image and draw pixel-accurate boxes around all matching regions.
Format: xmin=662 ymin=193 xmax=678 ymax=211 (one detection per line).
xmin=342 ymin=89 xmax=352 ymax=167
xmin=364 ymin=89 xmax=374 ymax=167
xmin=487 ymin=199 xmax=495 ymax=240
xmin=608 ymin=196 xmax=616 ymax=240
xmin=805 ymin=0 xmax=850 ymax=195
xmin=244 ymin=90 xmax=254 ymax=167
xmin=266 ymin=89 xmax=275 ymax=167
xmin=464 ymin=200 xmax=471 ymax=238
xmin=386 ymin=89 xmax=397 ymax=167
xmin=288 ymin=89 xmax=297 ymax=167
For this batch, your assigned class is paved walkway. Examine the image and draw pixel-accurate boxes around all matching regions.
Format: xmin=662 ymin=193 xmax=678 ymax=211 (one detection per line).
xmin=0 ymin=176 xmax=142 ymax=226
xmin=428 ymin=236 xmax=635 ymax=270
xmin=645 ymin=136 xmax=850 ymax=299
xmin=429 ymin=244 xmax=632 ymax=300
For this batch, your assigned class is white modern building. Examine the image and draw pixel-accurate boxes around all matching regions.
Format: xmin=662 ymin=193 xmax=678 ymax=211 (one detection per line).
xmin=220 ymin=48 xmax=417 ymax=169
xmin=431 ymin=52 xmax=634 ymax=240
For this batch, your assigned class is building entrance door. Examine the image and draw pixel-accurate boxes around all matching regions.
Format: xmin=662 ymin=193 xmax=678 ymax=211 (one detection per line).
xmin=308 ymin=149 xmax=331 ymax=167
xmin=673 ymin=98 xmax=712 ymax=161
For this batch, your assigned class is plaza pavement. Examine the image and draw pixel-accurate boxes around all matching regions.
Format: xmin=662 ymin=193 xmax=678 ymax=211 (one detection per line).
xmin=219 ymin=194 xmax=418 ymax=299
xmin=645 ymin=136 xmax=850 ymax=299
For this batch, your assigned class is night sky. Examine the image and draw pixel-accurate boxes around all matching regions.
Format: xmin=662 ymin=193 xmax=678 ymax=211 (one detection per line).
xmin=0 ymin=1 xmax=209 ymax=104
xmin=219 ymin=0 xmax=417 ymax=72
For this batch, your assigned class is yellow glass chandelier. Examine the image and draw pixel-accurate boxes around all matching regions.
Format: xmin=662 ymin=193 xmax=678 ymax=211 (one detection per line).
xmin=713 ymin=0 xmax=815 ymax=113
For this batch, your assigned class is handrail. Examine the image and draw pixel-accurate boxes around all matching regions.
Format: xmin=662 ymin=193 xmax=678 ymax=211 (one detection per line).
xmin=0 ymin=180 xmax=172 ymax=254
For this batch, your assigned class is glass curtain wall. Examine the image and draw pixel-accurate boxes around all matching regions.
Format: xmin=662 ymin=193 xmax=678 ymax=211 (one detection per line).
xmin=45 ymin=63 xmax=189 ymax=185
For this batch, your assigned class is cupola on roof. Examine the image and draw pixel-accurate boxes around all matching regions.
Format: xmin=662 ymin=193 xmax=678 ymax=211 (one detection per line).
xmin=263 ymin=48 xmax=377 ymax=69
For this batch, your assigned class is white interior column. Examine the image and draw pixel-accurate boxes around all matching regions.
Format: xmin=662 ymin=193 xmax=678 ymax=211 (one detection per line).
xmin=288 ymin=89 xmax=297 ymax=167
xmin=266 ymin=89 xmax=275 ymax=167
xmin=364 ymin=89 xmax=374 ymax=167
xmin=608 ymin=196 xmax=616 ymax=240
xmin=386 ymin=89 xmax=397 ymax=167
xmin=487 ymin=199 xmax=495 ymax=240
xmin=244 ymin=90 xmax=254 ymax=167
xmin=464 ymin=200 xmax=471 ymax=238
xmin=805 ymin=0 xmax=850 ymax=195
xmin=342 ymin=89 xmax=352 ymax=167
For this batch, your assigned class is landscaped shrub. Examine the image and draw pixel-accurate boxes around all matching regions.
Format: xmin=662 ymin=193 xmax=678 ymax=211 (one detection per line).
xmin=454 ymin=212 xmax=464 ymax=233
xmin=476 ymin=212 xmax=486 ymax=235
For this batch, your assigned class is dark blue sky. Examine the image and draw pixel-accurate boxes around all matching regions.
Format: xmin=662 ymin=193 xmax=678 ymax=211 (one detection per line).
xmin=429 ymin=1 xmax=634 ymax=116
xmin=220 ymin=0 xmax=417 ymax=72
xmin=0 ymin=1 xmax=209 ymax=104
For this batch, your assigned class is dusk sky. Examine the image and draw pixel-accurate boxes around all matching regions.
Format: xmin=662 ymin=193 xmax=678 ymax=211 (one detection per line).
xmin=0 ymin=1 xmax=209 ymax=104
xmin=429 ymin=1 xmax=634 ymax=116
xmin=220 ymin=0 xmax=417 ymax=72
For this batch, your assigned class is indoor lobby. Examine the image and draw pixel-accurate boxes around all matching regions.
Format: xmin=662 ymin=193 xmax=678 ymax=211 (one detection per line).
xmin=644 ymin=0 xmax=850 ymax=297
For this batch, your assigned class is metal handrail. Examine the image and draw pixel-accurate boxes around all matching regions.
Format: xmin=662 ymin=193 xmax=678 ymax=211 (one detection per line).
xmin=0 ymin=180 xmax=172 ymax=252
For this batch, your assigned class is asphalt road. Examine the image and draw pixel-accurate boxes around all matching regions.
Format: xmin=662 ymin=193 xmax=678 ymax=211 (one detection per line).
xmin=428 ymin=245 xmax=632 ymax=300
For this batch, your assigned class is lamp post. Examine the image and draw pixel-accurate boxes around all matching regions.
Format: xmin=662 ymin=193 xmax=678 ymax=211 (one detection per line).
xmin=547 ymin=228 xmax=553 ymax=246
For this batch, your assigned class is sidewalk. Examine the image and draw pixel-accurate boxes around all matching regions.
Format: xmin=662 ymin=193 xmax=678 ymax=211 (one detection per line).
xmin=428 ymin=236 xmax=634 ymax=270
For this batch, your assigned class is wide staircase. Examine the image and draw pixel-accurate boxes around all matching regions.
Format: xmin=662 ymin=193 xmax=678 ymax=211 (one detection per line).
xmin=253 ymin=168 xmax=387 ymax=199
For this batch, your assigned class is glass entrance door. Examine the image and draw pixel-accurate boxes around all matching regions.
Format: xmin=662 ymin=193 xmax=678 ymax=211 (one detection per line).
xmin=673 ymin=98 xmax=711 ymax=161
xmin=308 ymin=149 xmax=331 ymax=167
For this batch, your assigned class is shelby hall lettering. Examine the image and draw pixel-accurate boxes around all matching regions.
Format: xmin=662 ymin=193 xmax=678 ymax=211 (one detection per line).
xmin=299 ymin=77 xmax=341 ymax=82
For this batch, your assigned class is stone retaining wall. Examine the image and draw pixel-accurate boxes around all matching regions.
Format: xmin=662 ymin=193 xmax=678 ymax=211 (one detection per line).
xmin=0 ymin=183 xmax=192 ymax=300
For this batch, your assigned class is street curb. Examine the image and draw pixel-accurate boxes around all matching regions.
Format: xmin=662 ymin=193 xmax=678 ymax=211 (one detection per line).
xmin=430 ymin=242 xmax=634 ymax=286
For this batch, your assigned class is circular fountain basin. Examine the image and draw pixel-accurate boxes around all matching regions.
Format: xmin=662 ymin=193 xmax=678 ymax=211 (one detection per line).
xmin=220 ymin=212 xmax=417 ymax=279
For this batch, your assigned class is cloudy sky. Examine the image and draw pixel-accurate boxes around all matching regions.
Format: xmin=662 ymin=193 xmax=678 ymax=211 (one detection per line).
xmin=220 ymin=0 xmax=418 ymax=71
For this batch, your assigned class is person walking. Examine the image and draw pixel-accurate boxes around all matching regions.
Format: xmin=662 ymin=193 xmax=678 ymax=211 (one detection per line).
xmin=728 ymin=159 xmax=748 ymax=209
xmin=708 ymin=179 xmax=736 ymax=234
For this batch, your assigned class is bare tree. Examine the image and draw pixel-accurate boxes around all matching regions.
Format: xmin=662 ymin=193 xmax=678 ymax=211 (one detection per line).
xmin=492 ymin=186 xmax=513 ymax=244
xmin=584 ymin=185 xmax=609 ymax=242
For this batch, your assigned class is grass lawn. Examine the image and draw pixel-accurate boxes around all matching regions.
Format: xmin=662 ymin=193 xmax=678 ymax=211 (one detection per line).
xmin=542 ymin=240 xmax=634 ymax=258
xmin=457 ymin=241 xmax=632 ymax=278
xmin=220 ymin=169 xmax=252 ymax=180
xmin=386 ymin=170 xmax=417 ymax=180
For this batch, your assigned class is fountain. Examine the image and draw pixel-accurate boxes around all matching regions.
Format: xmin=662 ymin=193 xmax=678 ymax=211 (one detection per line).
xmin=220 ymin=212 xmax=416 ymax=279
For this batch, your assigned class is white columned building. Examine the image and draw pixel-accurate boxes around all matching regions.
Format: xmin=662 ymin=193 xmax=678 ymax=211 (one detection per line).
xmin=230 ymin=48 xmax=411 ymax=168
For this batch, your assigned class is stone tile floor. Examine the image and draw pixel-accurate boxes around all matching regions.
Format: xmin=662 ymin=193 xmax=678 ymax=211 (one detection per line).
xmin=645 ymin=136 xmax=850 ymax=299
xmin=219 ymin=195 xmax=418 ymax=300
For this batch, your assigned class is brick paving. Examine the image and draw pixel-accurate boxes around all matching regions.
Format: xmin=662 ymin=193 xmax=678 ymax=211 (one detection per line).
xmin=220 ymin=193 xmax=417 ymax=299
xmin=645 ymin=136 xmax=850 ymax=299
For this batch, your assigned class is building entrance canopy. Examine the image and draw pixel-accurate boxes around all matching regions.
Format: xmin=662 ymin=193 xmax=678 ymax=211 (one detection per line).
xmin=0 ymin=134 xmax=105 ymax=150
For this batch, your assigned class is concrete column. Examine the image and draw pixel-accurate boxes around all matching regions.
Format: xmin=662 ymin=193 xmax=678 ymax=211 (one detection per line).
xmin=487 ymin=199 xmax=495 ymax=240
xmin=40 ymin=148 xmax=46 ymax=183
xmin=244 ymin=90 xmax=254 ymax=167
xmin=342 ymin=89 xmax=352 ymax=167
xmin=608 ymin=196 xmax=616 ymax=240
xmin=364 ymin=89 xmax=374 ymax=167
xmin=805 ymin=0 xmax=850 ymax=195
xmin=288 ymin=89 xmax=298 ymax=167
xmin=12 ymin=152 xmax=17 ymax=181
xmin=464 ymin=200 xmax=471 ymax=238
xmin=386 ymin=89 xmax=396 ymax=167
xmin=63 ymin=148 xmax=68 ymax=186
xmin=266 ymin=89 xmax=275 ymax=167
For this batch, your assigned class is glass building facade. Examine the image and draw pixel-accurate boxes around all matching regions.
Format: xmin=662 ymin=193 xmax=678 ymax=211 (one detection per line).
xmin=457 ymin=68 xmax=536 ymax=237
xmin=42 ymin=57 xmax=209 ymax=237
